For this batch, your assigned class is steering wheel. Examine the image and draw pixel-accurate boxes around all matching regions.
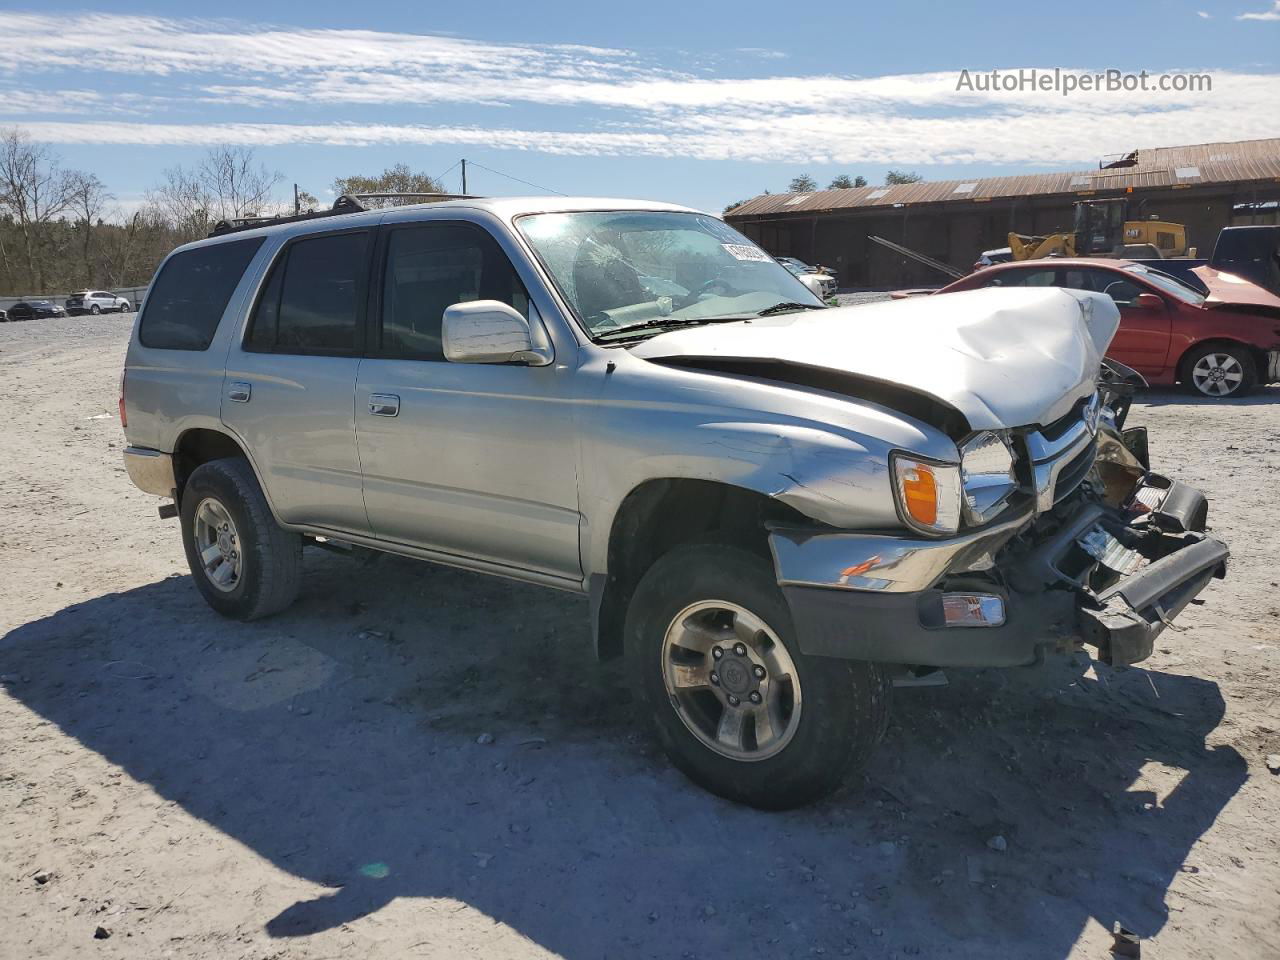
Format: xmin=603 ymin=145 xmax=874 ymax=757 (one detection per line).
xmin=677 ymin=277 xmax=735 ymax=309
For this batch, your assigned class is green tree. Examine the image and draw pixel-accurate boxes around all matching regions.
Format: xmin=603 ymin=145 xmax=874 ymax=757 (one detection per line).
xmin=333 ymin=164 xmax=446 ymax=207
xmin=788 ymin=174 xmax=817 ymax=193
xmin=828 ymin=174 xmax=867 ymax=189
xmin=723 ymin=198 xmax=748 ymax=214
xmin=885 ymin=169 xmax=923 ymax=185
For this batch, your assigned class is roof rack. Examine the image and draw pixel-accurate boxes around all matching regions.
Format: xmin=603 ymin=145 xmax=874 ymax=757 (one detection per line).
xmin=208 ymin=191 xmax=479 ymax=237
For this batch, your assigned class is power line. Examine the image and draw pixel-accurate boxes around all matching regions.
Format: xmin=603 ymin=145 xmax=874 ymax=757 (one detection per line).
xmin=464 ymin=160 xmax=567 ymax=197
xmin=434 ymin=160 xmax=460 ymax=189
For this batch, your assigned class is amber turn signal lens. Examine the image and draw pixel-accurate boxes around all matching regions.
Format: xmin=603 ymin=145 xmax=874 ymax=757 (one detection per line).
xmin=900 ymin=463 xmax=938 ymax=526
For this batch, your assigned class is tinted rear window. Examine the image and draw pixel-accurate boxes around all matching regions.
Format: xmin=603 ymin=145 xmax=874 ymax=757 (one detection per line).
xmin=139 ymin=238 xmax=265 ymax=350
xmin=247 ymin=231 xmax=368 ymax=355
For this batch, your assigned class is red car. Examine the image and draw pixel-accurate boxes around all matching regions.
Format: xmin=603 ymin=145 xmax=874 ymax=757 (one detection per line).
xmin=931 ymin=259 xmax=1280 ymax=399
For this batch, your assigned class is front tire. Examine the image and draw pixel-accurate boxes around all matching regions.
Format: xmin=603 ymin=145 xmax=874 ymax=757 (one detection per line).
xmin=90 ymin=304 xmax=100 ymax=315
xmin=1185 ymin=343 xmax=1256 ymax=398
xmin=180 ymin=458 xmax=302 ymax=620
xmin=626 ymin=545 xmax=890 ymax=810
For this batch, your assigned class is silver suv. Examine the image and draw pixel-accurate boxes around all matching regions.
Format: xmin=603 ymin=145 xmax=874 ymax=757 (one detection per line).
xmin=67 ymin=289 xmax=132 ymax=315
xmin=122 ymin=197 xmax=1228 ymax=808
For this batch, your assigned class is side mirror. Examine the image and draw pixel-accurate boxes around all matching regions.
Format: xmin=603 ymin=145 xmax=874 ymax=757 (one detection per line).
xmin=1133 ymin=292 xmax=1165 ymax=310
xmin=442 ymin=300 xmax=553 ymax=366
xmin=797 ymin=274 xmax=826 ymax=298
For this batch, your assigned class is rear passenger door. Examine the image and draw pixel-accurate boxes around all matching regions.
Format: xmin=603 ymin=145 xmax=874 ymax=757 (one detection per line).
xmin=220 ymin=228 xmax=373 ymax=536
xmin=354 ymin=219 xmax=582 ymax=581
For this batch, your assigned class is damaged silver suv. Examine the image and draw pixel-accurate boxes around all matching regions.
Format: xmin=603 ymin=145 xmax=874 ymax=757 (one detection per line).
xmin=121 ymin=197 xmax=1228 ymax=809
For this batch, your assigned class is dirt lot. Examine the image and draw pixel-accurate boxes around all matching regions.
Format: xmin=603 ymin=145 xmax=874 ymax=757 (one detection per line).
xmin=2 ymin=313 xmax=1279 ymax=960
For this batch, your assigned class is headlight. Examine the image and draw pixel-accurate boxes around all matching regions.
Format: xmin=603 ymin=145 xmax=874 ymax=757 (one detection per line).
xmin=892 ymin=453 xmax=962 ymax=536
xmin=959 ymin=431 xmax=1017 ymax=525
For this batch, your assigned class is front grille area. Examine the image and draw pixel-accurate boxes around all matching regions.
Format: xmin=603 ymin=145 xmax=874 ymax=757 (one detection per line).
xmin=1053 ymin=436 xmax=1097 ymax=504
xmin=1020 ymin=403 xmax=1098 ymax=512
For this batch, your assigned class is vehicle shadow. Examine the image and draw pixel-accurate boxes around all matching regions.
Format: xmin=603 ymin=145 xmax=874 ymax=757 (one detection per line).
xmin=1139 ymin=384 xmax=1280 ymax=406
xmin=0 ymin=550 xmax=1246 ymax=959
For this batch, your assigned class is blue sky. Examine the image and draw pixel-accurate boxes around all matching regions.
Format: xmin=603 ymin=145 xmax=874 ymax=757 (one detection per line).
xmin=2 ymin=1 xmax=1278 ymax=215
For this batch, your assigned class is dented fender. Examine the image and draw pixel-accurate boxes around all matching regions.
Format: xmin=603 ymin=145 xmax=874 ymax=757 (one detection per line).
xmin=577 ymin=352 xmax=960 ymax=583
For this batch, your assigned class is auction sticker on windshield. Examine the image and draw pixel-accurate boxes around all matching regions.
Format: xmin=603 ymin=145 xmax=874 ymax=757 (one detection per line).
xmin=722 ymin=243 xmax=771 ymax=262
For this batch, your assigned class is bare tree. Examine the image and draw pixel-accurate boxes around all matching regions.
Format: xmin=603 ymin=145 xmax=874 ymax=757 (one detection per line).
xmin=202 ymin=145 xmax=280 ymax=219
xmin=147 ymin=145 xmax=281 ymax=241
xmin=67 ymin=171 xmax=111 ymax=287
xmin=0 ymin=127 xmax=78 ymax=291
xmin=146 ymin=164 xmax=213 ymax=242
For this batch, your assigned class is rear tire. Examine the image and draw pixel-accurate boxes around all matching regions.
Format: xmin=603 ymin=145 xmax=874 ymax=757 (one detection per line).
xmin=1184 ymin=343 xmax=1256 ymax=399
xmin=625 ymin=544 xmax=890 ymax=810
xmin=180 ymin=458 xmax=302 ymax=620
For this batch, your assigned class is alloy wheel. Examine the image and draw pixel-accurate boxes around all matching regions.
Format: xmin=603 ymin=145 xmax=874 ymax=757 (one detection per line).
xmin=661 ymin=600 xmax=802 ymax=761
xmin=193 ymin=497 xmax=243 ymax=592
xmin=1191 ymin=352 xmax=1244 ymax=397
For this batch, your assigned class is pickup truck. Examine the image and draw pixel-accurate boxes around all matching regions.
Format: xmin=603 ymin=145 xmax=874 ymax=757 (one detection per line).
xmin=121 ymin=197 xmax=1228 ymax=809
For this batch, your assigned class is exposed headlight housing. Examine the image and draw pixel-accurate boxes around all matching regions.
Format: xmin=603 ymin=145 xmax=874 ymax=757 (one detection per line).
xmin=959 ymin=431 xmax=1017 ymax=525
xmin=892 ymin=453 xmax=962 ymax=536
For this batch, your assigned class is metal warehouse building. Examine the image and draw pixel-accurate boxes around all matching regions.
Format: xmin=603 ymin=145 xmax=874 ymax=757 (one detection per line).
xmin=724 ymin=137 xmax=1280 ymax=289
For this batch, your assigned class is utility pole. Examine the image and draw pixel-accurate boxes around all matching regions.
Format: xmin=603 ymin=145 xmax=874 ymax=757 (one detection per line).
xmin=461 ymin=159 xmax=467 ymax=195
xmin=293 ymin=183 xmax=300 ymax=215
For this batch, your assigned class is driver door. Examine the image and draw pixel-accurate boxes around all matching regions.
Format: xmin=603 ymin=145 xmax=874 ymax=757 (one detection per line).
xmin=1069 ymin=268 xmax=1172 ymax=375
xmin=354 ymin=219 xmax=582 ymax=582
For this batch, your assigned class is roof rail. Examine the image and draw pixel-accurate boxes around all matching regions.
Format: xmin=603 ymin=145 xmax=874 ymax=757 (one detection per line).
xmin=208 ymin=195 xmax=367 ymax=237
xmin=207 ymin=191 xmax=479 ymax=237
xmin=345 ymin=191 xmax=477 ymax=203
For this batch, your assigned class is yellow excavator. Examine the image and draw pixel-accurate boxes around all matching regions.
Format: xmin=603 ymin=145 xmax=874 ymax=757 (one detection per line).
xmin=1008 ymin=198 xmax=1194 ymax=261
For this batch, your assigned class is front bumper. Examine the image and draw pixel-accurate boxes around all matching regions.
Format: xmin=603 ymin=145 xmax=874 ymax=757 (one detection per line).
xmin=770 ymin=477 xmax=1227 ymax=668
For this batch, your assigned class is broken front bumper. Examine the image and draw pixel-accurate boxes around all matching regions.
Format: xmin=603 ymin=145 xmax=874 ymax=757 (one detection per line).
xmin=770 ymin=476 xmax=1227 ymax=669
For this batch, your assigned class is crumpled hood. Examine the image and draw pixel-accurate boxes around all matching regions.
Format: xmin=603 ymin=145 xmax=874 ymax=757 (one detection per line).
xmin=1191 ymin=265 xmax=1280 ymax=310
xmin=631 ymin=287 xmax=1120 ymax=430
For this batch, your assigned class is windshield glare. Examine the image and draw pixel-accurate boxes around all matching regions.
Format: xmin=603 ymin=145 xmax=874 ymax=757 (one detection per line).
xmin=1123 ymin=263 xmax=1206 ymax=305
xmin=516 ymin=211 xmax=823 ymax=337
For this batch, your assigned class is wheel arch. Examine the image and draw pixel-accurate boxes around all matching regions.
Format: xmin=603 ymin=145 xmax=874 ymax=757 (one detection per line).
xmin=1175 ymin=337 xmax=1266 ymax=386
xmin=589 ymin=478 xmax=811 ymax=661
xmin=173 ymin=427 xmax=255 ymax=504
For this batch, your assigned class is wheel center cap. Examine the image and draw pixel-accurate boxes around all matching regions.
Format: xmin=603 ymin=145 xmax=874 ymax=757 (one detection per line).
xmin=217 ymin=532 xmax=232 ymax=554
xmin=1210 ymin=368 xmax=1224 ymax=381
xmin=719 ymin=658 xmax=752 ymax=695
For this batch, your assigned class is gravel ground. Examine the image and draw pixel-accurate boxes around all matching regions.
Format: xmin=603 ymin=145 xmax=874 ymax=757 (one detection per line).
xmin=2 ymin=313 xmax=1278 ymax=960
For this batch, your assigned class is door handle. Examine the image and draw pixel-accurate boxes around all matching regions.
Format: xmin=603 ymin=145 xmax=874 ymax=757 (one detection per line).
xmin=368 ymin=394 xmax=400 ymax=417
xmin=228 ymin=381 xmax=252 ymax=403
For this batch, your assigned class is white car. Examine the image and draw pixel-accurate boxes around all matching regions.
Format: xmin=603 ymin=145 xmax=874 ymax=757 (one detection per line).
xmin=777 ymin=257 xmax=838 ymax=296
xmin=66 ymin=290 xmax=132 ymax=316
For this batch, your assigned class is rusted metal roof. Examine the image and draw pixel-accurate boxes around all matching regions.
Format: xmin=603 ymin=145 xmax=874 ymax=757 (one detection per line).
xmin=726 ymin=138 xmax=1280 ymax=220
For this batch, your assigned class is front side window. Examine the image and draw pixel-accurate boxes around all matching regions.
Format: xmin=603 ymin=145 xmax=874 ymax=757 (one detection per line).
xmin=1123 ymin=264 xmax=1205 ymax=306
xmin=516 ymin=210 xmax=822 ymax=341
xmin=139 ymin=237 xmax=264 ymax=350
xmin=247 ymin=231 xmax=368 ymax=354
xmin=988 ymin=269 xmax=1056 ymax=288
xmin=378 ymin=223 xmax=529 ymax=361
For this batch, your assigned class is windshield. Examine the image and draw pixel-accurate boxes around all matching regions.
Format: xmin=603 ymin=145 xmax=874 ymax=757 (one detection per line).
xmin=1123 ymin=264 xmax=1206 ymax=305
xmin=516 ymin=210 xmax=823 ymax=339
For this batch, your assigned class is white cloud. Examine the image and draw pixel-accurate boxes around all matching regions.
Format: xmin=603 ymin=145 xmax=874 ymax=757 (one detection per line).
xmin=1237 ymin=1 xmax=1280 ymax=19
xmin=1 ymin=13 xmax=1277 ymax=168
xmin=1197 ymin=10 xmax=1212 ymax=17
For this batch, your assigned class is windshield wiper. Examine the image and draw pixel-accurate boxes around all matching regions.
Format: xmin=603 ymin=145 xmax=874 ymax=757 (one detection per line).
xmin=595 ymin=315 xmax=750 ymax=342
xmin=755 ymin=301 xmax=827 ymax=317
